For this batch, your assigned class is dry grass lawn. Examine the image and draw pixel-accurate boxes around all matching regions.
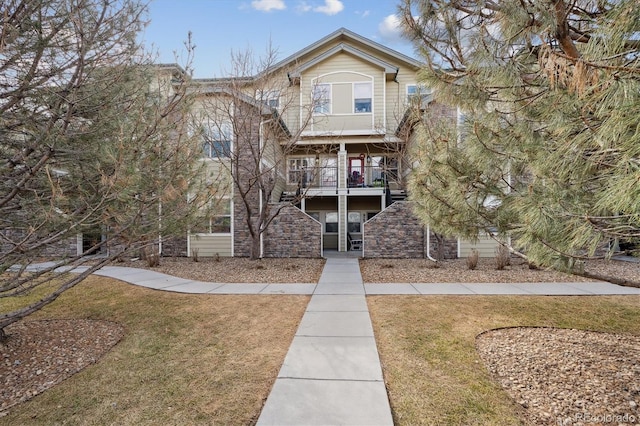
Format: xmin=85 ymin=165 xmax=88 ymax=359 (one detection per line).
xmin=368 ymin=295 xmax=640 ymax=425
xmin=0 ymin=276 xmax=308 ymax=425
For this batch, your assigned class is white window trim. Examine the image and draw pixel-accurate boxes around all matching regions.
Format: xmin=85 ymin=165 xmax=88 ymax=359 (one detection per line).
xmin=325 ymin=211 xmax=339 ymax=234
xmin=202 ymin=121 xmax=233 ymax=160
xmin=287 ymin=156 xmax=315 ymax=185
xmin=191 ymin=198 xmax=232 ymax=235
xmin=312 ymin=83 xmax=331 ymax=115
xmin=353 ymin=81 xmax=373 ymax=114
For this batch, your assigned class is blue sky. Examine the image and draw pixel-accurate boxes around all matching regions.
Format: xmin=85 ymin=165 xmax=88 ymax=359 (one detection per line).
xmin=140 ymin=0 xmax=417 ymax=78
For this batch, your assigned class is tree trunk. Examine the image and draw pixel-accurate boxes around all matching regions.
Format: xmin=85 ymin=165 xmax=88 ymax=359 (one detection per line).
xmin=250 ymin=234 xmax=261 ymax=260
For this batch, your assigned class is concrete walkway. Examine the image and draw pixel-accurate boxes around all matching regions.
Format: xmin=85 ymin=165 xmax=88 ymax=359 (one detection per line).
xmin=58 ymin=264 xmax=640 ymax=296
xmin=256 ymin=256 xmax=393 ymax=425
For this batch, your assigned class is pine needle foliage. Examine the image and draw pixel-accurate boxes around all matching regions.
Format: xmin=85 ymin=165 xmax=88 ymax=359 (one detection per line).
xmin=0 ymin=0 xmax=214 ymax=337
xmin=400 ymin=0 xmax=640 ymax=269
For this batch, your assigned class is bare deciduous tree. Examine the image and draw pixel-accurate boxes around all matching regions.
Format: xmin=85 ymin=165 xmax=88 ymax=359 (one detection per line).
xmin=0 ymin=0 xmax=213 ymax=339
xmin=193 ymin=46 xmax=320 ymax=259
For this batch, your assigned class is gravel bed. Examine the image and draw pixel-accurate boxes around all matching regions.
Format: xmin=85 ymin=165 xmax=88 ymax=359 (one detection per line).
xmin=477 ymin=327 xmax=640 ymax=425
xmin=119 ymin=257 xmax=326 ymax=283
xmin=360 ymin=257 xmax=640 ymax=284
xmin=0 ymin=319 xmax=124 ymax=414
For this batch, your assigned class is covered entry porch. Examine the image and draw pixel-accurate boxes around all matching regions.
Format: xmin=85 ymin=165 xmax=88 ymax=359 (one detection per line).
xmin=302 ymin=193 xmax=386 ymax=253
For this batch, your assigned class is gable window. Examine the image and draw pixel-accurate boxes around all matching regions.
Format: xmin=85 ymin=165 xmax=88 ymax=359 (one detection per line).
xmin=354 ymin=82 xmax=372 ymax=113
xmin=203 ymin=122 xmax=232 ymax=158
xmin=407 ymin=84 xmax=431 ymax=105
xmin=312 ymin=83 xmax=331 ymax=114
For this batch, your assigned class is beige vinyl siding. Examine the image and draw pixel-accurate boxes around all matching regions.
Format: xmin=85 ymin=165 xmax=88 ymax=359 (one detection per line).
xmin=323 ymin=234 xmax=338 ymax=250
xmin=313 ymin=114 xmax=373 ymax=132
xmin=386 ymin=66 xmax=418 ymax=131
xmin=280 ymin=83 xmax=301 ymax=135
xmin=189 ymin=235 xmax=232 ymax=257
xmin=302 ymin=56 xmax=382 ymax=133
xmin=332 ymin=83 xmax=352 ymax=114
xmin=458 ymin=234 xmax=501 ymax=258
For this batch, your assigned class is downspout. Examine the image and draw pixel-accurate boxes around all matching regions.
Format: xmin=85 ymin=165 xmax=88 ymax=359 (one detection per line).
xmin=158 ymin=201 xmax=163 ymax=255
xmin=259 ymin=118 xmax=274 ymax=258
xmin=426 ymin=224 xmax=437 ymax=262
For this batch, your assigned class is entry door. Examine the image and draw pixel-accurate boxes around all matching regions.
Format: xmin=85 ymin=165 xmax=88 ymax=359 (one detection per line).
xmin=348 ymin=158 xmax=363 ymax=186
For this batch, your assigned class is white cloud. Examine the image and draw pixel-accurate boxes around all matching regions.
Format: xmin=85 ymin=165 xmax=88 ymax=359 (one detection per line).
xmin=296 ymin=1 xmax=312 ymax=13
xmin=251 ymin=0 xmax=286 ymax=12
xmin=313 ymin=0 xmax=344 ymax=15
xmin=378 ymin=14 xmax=404 ymax=43
xmin=357 ymin=10 xmax=371 ymax=18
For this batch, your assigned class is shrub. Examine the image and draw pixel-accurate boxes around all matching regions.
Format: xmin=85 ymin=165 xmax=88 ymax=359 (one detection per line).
xmin=467 ymin=249 xmax=479 ymax=270
xmin=144 ymin=246 xmax=160 ymax=267
xmin=423 ymin=260 xmax=439 ymax=269
xmin=495 ymin=245 xmax=510 ymax=270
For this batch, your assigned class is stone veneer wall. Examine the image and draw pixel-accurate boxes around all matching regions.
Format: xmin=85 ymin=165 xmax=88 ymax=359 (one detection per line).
xmin=0 ymin=229 xmax=78 ymax=258
xmin=232 ymin=103 xmax=262 ymax=258
xmin=263 ymin=204 xmax=322 ymax=258
xmin=161 ymin=235 xmax=188 ymax=257
xmin=427 ymin=230 xmax=458 ymax=260
xmin=363 ymin=201 xmax=457 ymax=259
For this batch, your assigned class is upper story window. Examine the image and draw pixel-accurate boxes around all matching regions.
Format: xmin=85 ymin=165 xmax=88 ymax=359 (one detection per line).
xmin=259 ymin=90 xmax=280 ymax=109
xmin=203 ymin=122 xmax=232 ymax=159
xmin=312 ymin=84 xmax=331 ymax=114
xmin=407 ymin=84 xmax=431 ymax=106
xmin=354 ymin=82 xmax=372 ymax=113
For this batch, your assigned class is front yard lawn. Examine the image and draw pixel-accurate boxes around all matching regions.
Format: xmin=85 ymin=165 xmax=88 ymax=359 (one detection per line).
xmin=0 ymin=276 xmax=308 ymax=425
xmin=368 ymin=295 xmax=640 ymax=425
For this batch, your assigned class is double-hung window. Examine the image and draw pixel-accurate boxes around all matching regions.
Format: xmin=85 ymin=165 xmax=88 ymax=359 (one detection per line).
xmin=203 ymin=122 xmax=232 ymax=158
xmin=325 ymin=212 xmax=338 ymax=233
xmin=191 ymin=199 xmax=231 ymax=234
xmin=347 ymin=212 xmax=361 ymax=233
xmin=354 ymin=82 xmax=372 ymax=113
xmin=312 ymin=83 xmax=331 ymax=114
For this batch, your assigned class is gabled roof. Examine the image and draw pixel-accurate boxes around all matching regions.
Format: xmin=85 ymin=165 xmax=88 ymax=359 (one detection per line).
xmin=269 ymin=27 xmax=422 ymax=74
xmin=288 ymin=43 xmax=399 ymax=79
xmin=188 ymin=28 xmax=421 ymax=84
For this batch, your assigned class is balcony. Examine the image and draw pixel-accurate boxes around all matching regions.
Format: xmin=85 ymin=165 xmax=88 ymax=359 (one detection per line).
xmin=288 ymin=166 xmax=338 ymax=189
xmin=288 ymin=164 xmax=399 ymax=191
xmin=347 ymin=165 xmax=391 ymax=189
